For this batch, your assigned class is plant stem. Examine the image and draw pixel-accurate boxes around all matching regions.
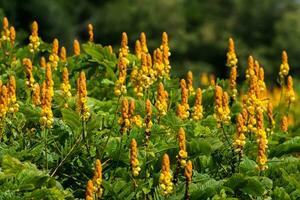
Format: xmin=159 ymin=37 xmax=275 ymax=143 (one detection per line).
xmin=44 ymin=128 xmax=48 ymax=171
xmin=82 ymin=120 xmax=91 ymax=157
xmin=51 ymin=135 xmax=82 ymax=177
xmin=185 ymin=180 xmax=190 ymax=200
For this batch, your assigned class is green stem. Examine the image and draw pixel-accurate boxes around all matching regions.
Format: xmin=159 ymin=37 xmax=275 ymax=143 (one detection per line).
xmin=44 ymin=128 xmax=48 ymax=171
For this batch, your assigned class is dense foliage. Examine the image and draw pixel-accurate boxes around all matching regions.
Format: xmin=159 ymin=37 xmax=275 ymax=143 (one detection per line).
xmin=0 ymin=17 xmax=300 ymax=200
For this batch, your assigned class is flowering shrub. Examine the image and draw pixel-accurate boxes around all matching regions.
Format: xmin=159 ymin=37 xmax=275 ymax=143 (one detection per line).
xmin=0 ymin=17 xmax=300 ymax=200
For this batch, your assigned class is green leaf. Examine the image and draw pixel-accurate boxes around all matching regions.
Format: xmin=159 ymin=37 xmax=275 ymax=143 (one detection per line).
xmin=270 ymin=136 xmax=300 ymax=157
xmin=61 ymin=108 xmax=81 ymax=133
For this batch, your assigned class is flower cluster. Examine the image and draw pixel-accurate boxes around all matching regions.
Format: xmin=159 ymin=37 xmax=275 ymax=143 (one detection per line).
xmin=286 ymin=76 xmax=296 ymax=105
xmin=129 ymin=100 xmax=142 ymax=127
xmin=60 ymin=47 xmax=67 ymax=63
xmin=76 ymin=71 xmax=90 ymax=121
xmin=32 ymin=83 xmax=41 ymax=106
xmin=29 ymin=21 xmax=40 ymax=53
xmin=177 ymin=128 xmax=188 ymax=167
xmin=1 ymin=17 xmax=10 ymax=42
xmin=256 ymin=110 xmax=268 ymax=171
xmin=61 ymin=67 xmax=72 ymax=107
xmin=227 ymin=38 xmax=238 ymax=99
xmin=214 ymin=86 xmax=230 ymax=125
xmin=160 ymin=32 xmax=171 ymax=79
xmin=245 ymin=55 xmax=255 ymax=81
xmin=155 ymin=82 xmax=168 ymax=117
xmin=85 ymin=180 xmax=94 ymax=200
xmin=7 ymin=76 xmax=19 ymax=113
xmin=280 ymin=116 xmax=288 ymax=132
xmin=118 ymin=98 xmax=130 ymax=134
xmin=233 ymin=114 xmax=247 ymax=156
xmin=192 ymin=88 xmax=203 ymax=121
xmin=119 ymin=32 xmax=129 ymax=60
xmin=279 ymin=50 xmax=289 ymax=79
xmin=130 ymin=139 xmax=141 ymax=176
xmin=23 ymin=58 xmax=35 ymax=89
xmin=40 ymin=56 xmax=47 ymax=68
xmin=88 ymin=24 xmax=94 ymax=42
xmin=40 ymin=64 xmax=54 ymax=128
xmin=92 ymin=159 xmax=103 ymax=199
xmin=159 ymin=154 xmax=173 ymax=195
xmin=177 ymin=79 xmax=190 ymax=120
xmin=186 ymin=71 xmax=195 ymax=96
xmin=184 ymin=160 xmax=193 ymax=183
xmin=49 ymin=38 xmax=59 ymax=70
xmin=73 ymin=39 xmax=80 ymax=56
xmin=114 ymin=57 xmax=128 ymax=96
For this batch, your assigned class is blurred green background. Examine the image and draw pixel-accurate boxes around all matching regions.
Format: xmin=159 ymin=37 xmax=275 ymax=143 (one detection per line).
xmin=0 ymin=0 xmax=299 ymax=83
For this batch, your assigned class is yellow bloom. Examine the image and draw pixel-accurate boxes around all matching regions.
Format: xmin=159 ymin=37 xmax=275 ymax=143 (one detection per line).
xmin=60 ymin=46 xmax=67 ymax=62
xmin=286 ymin=75 xmax=296 ymax=104
xmin=186 ymin=71 xmax=195 ymax=96
xmin=184 ymin=160 xmax=193 ymax=183
xmin=160 ymin=154 xmax=173 ymax=195
xmin=233 ymin=114 xmax=247 ymax=156
xmin=280 ymin=116 xmax=288 ymax=132
xmin=145 ymin=99 xmax=152 ymax=142
xmin=76 ymin=71 xmax=90 ymax=121
xmin=88 ymin=23 xmax=94 ymax=42
xmin=85 ymin=180 xmax=94 ymax=200
xmin=256 ymin=111 xmax=268 ymax=171
xmin=130 ymin=139 xmax=141 ymax=177
xmin=140 ymin=32 xmax=148 ymax=54
xmin=177 ymin=128 xmax=188 ymax=166
xmin=93 ymin=159 xmax=103 ymax=198
xmin=23 ymin=58 xmax=35 ymax=88
xmin=279 ymin=50 xmax=289 ymax=78
xmin=73 ymin=39 xmax=80 ymax=56
xmin=155 ymin=82 xmax=168 ymax=117
xmin=49 ymin=38 xmax=59 ymax=70
xmin=28 ymin=21 xmax=40 ymax=53
xmin=9 ymin=26 xmax=16 ymax=45
xmin=192 ymin=88 xmax=203 ymax=121
xmin=32 ymin=83 xmax=41 ymax=106
xmin=226 ymin=38 xmax=238 ymax=68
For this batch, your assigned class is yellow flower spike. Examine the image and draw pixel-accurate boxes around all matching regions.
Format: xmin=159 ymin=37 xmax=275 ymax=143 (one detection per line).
xmin=155 ymin=82 xmax=168 ymax=117
xmin=7 ymin=75 xmax=18 ymax=113
xmin=92 ymin=159 xmax=103 ymax=198
xmin=140 ymin=32 xmax=148 ymax=54
xmin=186 ymin=71 xmax=195 ymax=96
xmin=73 ymin=39 xmax=81 ymax=56
xmin=130 ymin=139 xmax=141 ymax=177
xmin=214 ymin=85 xmax=223 ymax=125
xmin=286 ymin=75 xmax=296 ymax=104
xmin=45 ymin=63 xmax=54 ymax=97
xmin=1 ymin=17 xmax=10 ymax=42
xmin=229 ymin=66 xmax=237 ymax=99
xmin=108 ymin=45 xmax=113 ymax=54
xmin=245 ymin=55 xmax=254 ymax=80
xmin=256 ymin=110 xmax=268 ymax=171
xmin=177 ymin=128 xmax=188 ymax=167
xmin=118 ymin=98 xmax=130 ymax=134
xmin=88 ymin=23 xmax=94 ymax=42
xmin=254 ymin=60 xmax=260 ymax=77
xmin=60 ymin=67 xmax=72 ymax=106
xmin=184 ymin=160 xmax=193 ymax=183
xmin=28 ymin=21 xmax=40 ymax=53
xmin=135 ymin=40 xmax=142 ymax=60
xmin=76 ymin=71 xmax=90 ymax=121
xmin=0 ymin=85 xmax=8 ymax=118
xmin=23 ymin=58 xmax=35 ymax=88
xmin=222 ymin=91 xmax=231 ymax=122
xmin=49 ymin=38 xmax=59 ymax=70
xmin=226 ymin=37 xmax=238 ymax=68
xmin=119 ymin=32 xmax=129 ymax=59
xmin=280 ymin=116 xmax=288 ymax=132
xmin=129 ymin=100 xmax=142 ymax=127
xmin=160 ymin=154 xmax=173 ymax=195
xmin=177 ymin=79 xmax=189 ymax=120
xmin=40 ymin=56 xmax=47 ymax=68
xmin=60 ymin=46 xmax=67 ymax=62
xmin=160 ymin=32 xmax=171 ymax=78
xmin=40 ymin=79 xmax=54 ymax=128
xmin=32 ymin=83 xmax=41 ymax=106
xmin=85 ymin=180 xmax=94 ymax=200
xmin=233 ymin=114 xmax=246 ymax=156
xmin=9 ymin=26 xmax=16 ymax=45
xmin=153 ymin=48 xmax=165 ymax=79
xmin=279 ymin=50 xmax=290 ymax=78
xmin=192 ymin=88 xmax=203 ymax=121
xmin=114 ymin=57 xmax=128 ymax=96
xmin=2 ymin=17 xmax=9 ymax=29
